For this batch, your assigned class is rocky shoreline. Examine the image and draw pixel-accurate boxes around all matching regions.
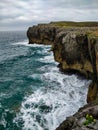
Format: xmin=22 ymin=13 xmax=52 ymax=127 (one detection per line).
xmin=56 ymin=99 xmax=98 ymax=130
xmin=27 ymin=22 xmax=98 ymax=130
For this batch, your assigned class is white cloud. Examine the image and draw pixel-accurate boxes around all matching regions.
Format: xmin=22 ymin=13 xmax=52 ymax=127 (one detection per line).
xmin=0 ymin=0 xmax=98 ymax=30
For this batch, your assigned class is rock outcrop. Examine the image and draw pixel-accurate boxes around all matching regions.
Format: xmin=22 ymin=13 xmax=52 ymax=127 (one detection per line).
xmin=27 ymin=21 xmax=98 ymax=130
xmin=27 ymin=24 xmax=57 ymax=45
xmin=56 ymin=99 xmax=98 ymax=130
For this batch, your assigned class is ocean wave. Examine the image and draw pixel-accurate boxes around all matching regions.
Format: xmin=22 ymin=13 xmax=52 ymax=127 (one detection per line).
xmin=14 ymin=65 xmax=91 ymax=130
xmin=0 ymin=33 xmax=91 ymax=130
xmin=39 ymin=54 xmax=55 ymax=63
xmin=12 ymin=40 xmax=30 ymax=46
xmin=12 ymin=40 xmax=51 ymax=48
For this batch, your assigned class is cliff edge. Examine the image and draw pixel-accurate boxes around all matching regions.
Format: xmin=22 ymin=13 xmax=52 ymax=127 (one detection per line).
xmin=27 ymin=21 xmax=98 ymax=130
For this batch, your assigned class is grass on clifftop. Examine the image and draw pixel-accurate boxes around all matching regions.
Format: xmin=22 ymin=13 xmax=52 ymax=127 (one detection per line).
xmin=87 ymin=30 xmax=98 ymax=38
xmin=50 ymin=21 xmax=98 ymax=27
xmin=92 ymin=30 xmax=98 ymax=37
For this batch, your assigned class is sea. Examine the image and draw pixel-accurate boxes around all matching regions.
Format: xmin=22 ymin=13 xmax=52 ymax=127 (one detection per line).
xmin=0 ymin=31 xmax=91 ymax=130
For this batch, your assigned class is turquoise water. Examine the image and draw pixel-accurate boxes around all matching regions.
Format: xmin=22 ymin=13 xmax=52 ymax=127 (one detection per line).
xmin=0 ymin=31 xmax=90 ymax=130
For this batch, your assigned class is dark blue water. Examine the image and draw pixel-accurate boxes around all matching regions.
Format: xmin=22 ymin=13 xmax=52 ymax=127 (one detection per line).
xmin=0 ymin=31 xmax=90 ymax=130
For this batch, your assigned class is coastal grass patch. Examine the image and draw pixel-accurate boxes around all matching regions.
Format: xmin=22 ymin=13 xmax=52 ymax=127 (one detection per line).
xmin=50 ymin=21 xmax=98 ymax=27
xmin=83 ymin=114 xmax=96 ymax=126
xmin=92 ymin=30 xmax=98 ymax=37
xmin=87 ymin=30 xmax=98 ymax=38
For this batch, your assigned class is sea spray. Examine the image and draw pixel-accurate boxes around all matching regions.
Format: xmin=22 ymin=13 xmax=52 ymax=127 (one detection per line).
xmin=14 ymin=54 xmax=90 ymax=130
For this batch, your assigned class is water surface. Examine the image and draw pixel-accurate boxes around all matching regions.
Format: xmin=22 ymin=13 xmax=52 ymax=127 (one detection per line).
xmin=0 ymin=31 xmax=90 ymax=130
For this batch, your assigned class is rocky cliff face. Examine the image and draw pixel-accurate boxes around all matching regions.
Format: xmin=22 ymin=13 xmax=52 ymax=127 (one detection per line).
xmin=27 ymin=23 xmax=98 ymax=103
xmin=27 ymin=24 xmax=57 ymax=45
xmin=53 ymin=28 xmax=98 ymax=103
xmin=27 ymin=22 xmax=98 ymax=130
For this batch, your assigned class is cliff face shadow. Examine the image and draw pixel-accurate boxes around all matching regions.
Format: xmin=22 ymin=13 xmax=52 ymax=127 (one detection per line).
xmin=58 ymin=64 xmax=93 ymax=80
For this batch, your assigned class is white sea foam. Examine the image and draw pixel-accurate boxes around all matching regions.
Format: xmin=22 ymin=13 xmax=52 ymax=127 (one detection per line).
xmin=12 ymin=40 xmax=28 ymax=46
xmin=13 ymin=44 xmax=91 ymax=130
xmin=12 ymin=40 xmax=51 ymax=48
xmin=40 ymin=53 xmax=55 ymax=63
xmin=12 ymin=40 xmax=32 ymax=46
xmin=14 ymin=64 xmax=91 ymax=130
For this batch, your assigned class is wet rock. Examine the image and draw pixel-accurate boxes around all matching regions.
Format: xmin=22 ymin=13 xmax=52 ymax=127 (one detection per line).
xmin=56 ymin=99 xmax=98 ymax=130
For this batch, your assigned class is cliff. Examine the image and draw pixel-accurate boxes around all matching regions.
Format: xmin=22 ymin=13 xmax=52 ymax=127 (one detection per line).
xmin=27 ymin=24 xmax=57 ymax=45
xmin=27 ymin=21 xmax=98 ymax=130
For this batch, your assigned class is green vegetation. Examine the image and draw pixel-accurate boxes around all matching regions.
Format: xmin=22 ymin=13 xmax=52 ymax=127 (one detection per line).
xmin=83 ymin=114 xmax=96 ymax=126
xmin=50 ymin=21 xmax=98 ymax=27
xmin=87 ymin=30 xmax=98 ymax=38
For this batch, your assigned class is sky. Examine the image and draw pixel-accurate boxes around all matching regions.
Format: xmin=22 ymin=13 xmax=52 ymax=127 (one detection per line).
xmin=0 ymin=0 xmax=98 ymax=31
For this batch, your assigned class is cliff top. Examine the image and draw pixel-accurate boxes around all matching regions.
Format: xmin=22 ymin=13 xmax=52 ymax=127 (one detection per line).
xmin=50 ymin=21 xmax=98 ymax=27
xmin=35 ymin=21 xmax=98 ymax=38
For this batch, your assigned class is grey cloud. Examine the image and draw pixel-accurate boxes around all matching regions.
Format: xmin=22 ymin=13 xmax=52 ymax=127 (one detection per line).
xmin=0 ymin=0 xmax=98 ymax=31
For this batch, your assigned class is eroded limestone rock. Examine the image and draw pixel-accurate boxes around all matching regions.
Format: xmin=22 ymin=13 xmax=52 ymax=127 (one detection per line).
xmin=27 ymin=24 xmax=57 ymax=45
xmin=27 ymin=22 xmax=98 ymax=130
xmin=27 ymin=23 xmax=98 ymax=102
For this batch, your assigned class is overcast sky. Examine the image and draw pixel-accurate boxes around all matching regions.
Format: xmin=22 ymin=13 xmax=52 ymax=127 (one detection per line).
xmin=0 ymin=0 xmax=98 ymax=31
